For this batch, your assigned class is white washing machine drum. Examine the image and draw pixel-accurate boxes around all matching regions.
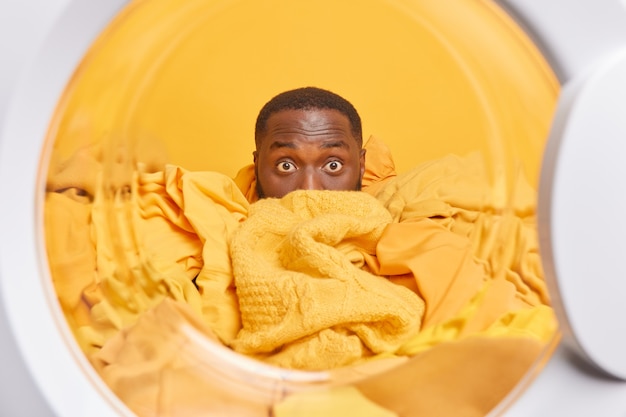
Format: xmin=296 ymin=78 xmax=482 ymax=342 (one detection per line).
xmin=1 ymin=1 xmax=626 ymax=416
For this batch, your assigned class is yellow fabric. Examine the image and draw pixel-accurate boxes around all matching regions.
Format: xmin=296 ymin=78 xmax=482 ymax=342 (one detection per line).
xmin=229 ymin=190 xmax=424 ymax=369
xmin=354 ymin=335 xmax=548 ymax=417
xmin=374 ymin=152 xmax=550 ymax=307
xmin=92 ymin=299 xmax=271 ymax=417
xmin=90 ymin=297 xmax=551 ymax=417
xmin=373 ymin=220 xmax=488 ymax=329
xmin=46 ymin=146 xmax=248 ymax=353
xmin=45 ymin=145 xmax=557 ymax=417
xmin=273 ymin=386 xmax=398 ymax=417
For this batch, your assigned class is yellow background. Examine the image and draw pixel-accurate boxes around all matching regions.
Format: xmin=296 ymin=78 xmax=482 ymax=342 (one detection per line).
xmin=45 ymin=0 xmax=558 ymax=187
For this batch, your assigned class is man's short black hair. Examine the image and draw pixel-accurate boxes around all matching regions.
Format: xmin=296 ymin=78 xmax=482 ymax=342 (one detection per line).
xmin=254 ymin=87 xmax=363 ymax=148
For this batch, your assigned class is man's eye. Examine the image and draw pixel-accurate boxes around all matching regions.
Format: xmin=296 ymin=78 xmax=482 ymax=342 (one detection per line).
xmin=276 ymin=161 xmax=297 ymax=172
xmin=323 ymin=160 xmax=343 ymax=172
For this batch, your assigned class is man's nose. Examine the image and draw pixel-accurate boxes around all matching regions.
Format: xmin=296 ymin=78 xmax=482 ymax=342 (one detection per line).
xmin=299 ymin=170 xmax=323 ymax=190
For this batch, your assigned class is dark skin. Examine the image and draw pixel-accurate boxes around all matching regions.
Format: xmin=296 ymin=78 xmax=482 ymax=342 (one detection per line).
xmin=254 ymin=108 xmax=366 ymax=199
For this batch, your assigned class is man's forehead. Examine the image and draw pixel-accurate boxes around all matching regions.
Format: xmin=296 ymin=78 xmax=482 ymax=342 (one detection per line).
xmin=262 ymin=109 xmax=354 ymax=141
xmin=268 ymin=108 xmax=348 ymax=125
xmin=267 ymin=137 xmax=351 ymax=150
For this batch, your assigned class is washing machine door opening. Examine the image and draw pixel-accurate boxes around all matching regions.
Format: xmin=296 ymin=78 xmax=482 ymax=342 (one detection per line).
xmin=24 ymin=0 xmax=563 ymax=415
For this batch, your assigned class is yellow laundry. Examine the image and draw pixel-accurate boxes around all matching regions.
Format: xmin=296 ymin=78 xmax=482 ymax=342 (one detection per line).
xmin=229 ymin=190 xmax=424 ymax=369
xmin=45 ymin=138 xmax=557 ymax=417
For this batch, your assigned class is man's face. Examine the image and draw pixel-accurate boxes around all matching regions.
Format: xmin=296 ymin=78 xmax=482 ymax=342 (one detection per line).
xmin=254 ymin=108 xmax=365 ymax=199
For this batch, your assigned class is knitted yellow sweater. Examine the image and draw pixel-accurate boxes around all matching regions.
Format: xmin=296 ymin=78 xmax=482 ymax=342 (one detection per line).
xmin=228 ymin=190 xmax=424 ymax=370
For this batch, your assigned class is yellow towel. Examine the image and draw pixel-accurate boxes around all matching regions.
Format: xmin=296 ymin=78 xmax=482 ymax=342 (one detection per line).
xmin=229 ymin=190 xmax=424 ymax=370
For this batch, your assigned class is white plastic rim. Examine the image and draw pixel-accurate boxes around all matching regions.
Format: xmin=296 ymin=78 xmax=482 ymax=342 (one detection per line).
xmin=0 ymin=1 xmax=133 ymax=416
xmin=539 ymin=47 xmax=626 ymax=380
xmin=498 ymin=0 xmax=626 ymax=83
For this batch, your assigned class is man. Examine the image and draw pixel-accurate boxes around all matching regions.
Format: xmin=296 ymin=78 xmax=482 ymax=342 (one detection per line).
xmin=253 ymin=87 xmax=366 ymax=199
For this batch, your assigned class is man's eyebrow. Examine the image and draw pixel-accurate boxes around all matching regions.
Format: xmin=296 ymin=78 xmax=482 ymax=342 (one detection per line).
xmin=268 ymin=140 xmax=349 ymax=150
xmin=269 ymin=141 xmax=298 ymax=150
xmin=320 ymin=140 xmax=349 ymax=149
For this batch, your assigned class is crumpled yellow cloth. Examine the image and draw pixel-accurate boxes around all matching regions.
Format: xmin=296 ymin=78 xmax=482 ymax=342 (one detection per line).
xmin=374 ymin=152 xmax=549 ymax=307
xmin=46 ymin=152 xmax=249 ymax=353
xmin=45 ymin=138 xmax=558 ymax=417
xmin=229 ymin=190 xmax=424 ymax=369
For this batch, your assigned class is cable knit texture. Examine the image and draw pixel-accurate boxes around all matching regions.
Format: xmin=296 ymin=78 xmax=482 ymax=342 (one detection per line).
xmin=228 ymin=190 xmax=424 ymax=369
